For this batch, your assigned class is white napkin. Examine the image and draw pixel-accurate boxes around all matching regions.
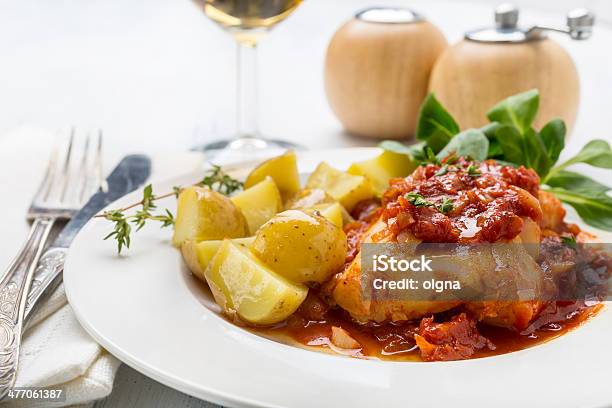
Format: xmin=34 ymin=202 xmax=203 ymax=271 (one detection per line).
xmin=1 ymin=126 xmax=206 ymax=408
xmin=5 ymin=286 xmax=121 ymax=408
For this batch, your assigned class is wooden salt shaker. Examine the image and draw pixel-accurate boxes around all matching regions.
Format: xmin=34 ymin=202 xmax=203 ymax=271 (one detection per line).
xmin=325 ymin=7 xmax=447 ymax=140
xmin=429 ymin=4 xmax=595 ymax=135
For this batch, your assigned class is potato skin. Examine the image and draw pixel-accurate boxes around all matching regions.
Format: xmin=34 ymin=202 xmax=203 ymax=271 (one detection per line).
xmin=251 ymin=210 xmax=348 ymax=284
xmin=181 ymin=240 xmax=205 ymax=280
xmin=172 ymin=186 xmax=248 ymax=247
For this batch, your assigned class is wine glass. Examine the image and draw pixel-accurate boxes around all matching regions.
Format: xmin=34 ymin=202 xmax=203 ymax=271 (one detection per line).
xmin=193 ymin=0 xmax=303 ymax=152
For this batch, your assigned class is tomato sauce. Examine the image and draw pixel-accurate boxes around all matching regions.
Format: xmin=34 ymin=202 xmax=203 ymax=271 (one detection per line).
xmin=254 ymin=301 xmax=602 ymax=361
xmin=381 ymin=160 xmax=542 ymax=243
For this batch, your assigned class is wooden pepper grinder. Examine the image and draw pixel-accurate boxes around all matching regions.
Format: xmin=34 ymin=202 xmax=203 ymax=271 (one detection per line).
xmin=325 ymin=7 xmax=447 ymax=140
xmin=429 ymin=4 xmax=595 ymax=135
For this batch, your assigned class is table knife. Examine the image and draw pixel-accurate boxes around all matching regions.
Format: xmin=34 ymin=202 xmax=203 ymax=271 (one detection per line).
xmin=24 ymin=154 xmax=151 ymax=321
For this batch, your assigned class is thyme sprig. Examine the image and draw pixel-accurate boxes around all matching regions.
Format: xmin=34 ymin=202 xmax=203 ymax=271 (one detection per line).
xmin=99 ymin=165 xmax=242 ymax=254
xmin=101 ymin=185 xmax=175 ymax=254
xmin=198 ymin=164 xmax=243 ymax=195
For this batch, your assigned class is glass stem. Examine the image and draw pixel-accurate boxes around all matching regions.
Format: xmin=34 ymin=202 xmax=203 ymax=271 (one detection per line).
xmin=236 ymin=41 xmax=259 ymax=139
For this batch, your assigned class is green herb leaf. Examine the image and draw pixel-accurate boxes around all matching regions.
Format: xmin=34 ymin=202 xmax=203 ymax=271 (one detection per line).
xmin=466 ymin=165 xmax=482 ymax=177
xmin=556 ymin=139 xmax=612 ymax=170
xmin=480 ymin=122 xmax=502 ymax=140
xmin=379 ymin=140 xmax=425 ymax=161
xmin=539 ymin=119 xmax=566 ymax=164
xmin=487 ymin=139 xmax=504 ymax=158
xmin=436 ymin=129 xmax=489 ymax=162
xmin=560 ymin=235 xmax=577 ymax=248
xmin=435 ymin=165 xmax=449 ymax=176
xmin=405 ymin=192 xmax=433 ymax=208
xmin=424 ymin=147 xmax=441 ymax=165
xmin=545 ymin=170 xmax=610 ymax=195
xmin=103 ymin=210 xmax=131 ymax=254
xmin=481 ymin=122 xmax=504 ymax=157
xmin=547 ymin=187 xmax=612 ymax=231
xmin=486 ymin=89 xmax=540 ymax=135
xmin=416 ymin=94 xmax=460 ymax=152
xmin=437 ymin=197 xmax=454 ymax=214
xmin=198 ymin=164 xmax=243 ymax=195
xmin=523 ymin=128 xmax=552 ymax=177
xmin=494 ymin=125 xmax=525 ymax=165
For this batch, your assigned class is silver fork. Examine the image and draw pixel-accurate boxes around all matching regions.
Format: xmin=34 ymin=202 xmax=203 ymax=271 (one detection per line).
xmin=0 ymin=129 xmax=103 ymax=399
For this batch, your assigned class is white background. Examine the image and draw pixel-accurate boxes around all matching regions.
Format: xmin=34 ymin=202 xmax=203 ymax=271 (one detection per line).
xmin=1 ymin=0 xmax=611 ymax=407
xmin=0 ymin=0 xmax=611 ymax=157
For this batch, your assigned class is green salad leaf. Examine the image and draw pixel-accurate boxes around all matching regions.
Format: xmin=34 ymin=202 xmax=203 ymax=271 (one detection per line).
xmin=546 ymin=187 xmax=612 ymax=231
xmin=480 ymin=122 xmax=504 ymax=157
xmin=416 ymin=94 xmax=460 ymax=152
xmin=436 ymin=129 xmax=489 ymax=162
xmin=550 ymin=139 xmax=612 ymax=173
xmin=486 ymin=89 xmax=539 ymax=135
xmin=378 ymin=140 xmax=425 ymax=160
xmin=380 ymin=89 xmax=612 ymax=231
xmin=545 ymin=170 xmax=610 ymax=194
xmin=523 ymin=128 xmax=552 ymax=177
xmin=494 ymin=125 xmax=524 ymax=165
xmin=539 ymin=119 xmax=566 ymax=163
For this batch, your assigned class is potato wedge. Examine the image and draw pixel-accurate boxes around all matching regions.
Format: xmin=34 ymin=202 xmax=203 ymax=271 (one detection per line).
xmin=305 ymin=162 xmax=374 ymax=211
xmin=172 ymin=186 xmax=248 ymax=247
xmin=205 ymin=240 xmax=308 ymax=325
xmin=313 ymin=202 xmax=344 ymax=229
xmin=348 ymin=150 xmax=417 ymax=196
xmin=251 ymin=210 xmax=347 ymax=284
xmin=285 ymin=188 xmax=335 ymax=210
xmin=181 ymin=237 xmax=255 ymax=281
xmin=244 ymin=151 xmax=300 ymax=200
xmin=231 ymin=177 xmax=282 ymax=234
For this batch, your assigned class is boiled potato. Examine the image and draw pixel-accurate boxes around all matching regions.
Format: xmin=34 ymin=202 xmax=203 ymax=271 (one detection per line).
xmin=231 ymin=177 xmax=282 ymax=234
xmin=348 ymin=150 xmax=417 ymax=196
xmin=306 ymin=162 xmax=374 ymax=211
xmin=313 ymin=202 xmax=343 ymax=229
xmin=205 ymin=240 xmax=308 ymax=325
xmin=286 ymin=189 xmax=349 ymax=228
xmin=285 ymin=188 xmax=335 ymax=210
xmin=251 ymin=210 xmax=347 ymax=284
xmin=244 ymin=151 xmax=300 ymax=200
xmin=181 ymin=237 xmax=255 ymax=281
xmin=172 ymin=186 xmax=248 ymax=247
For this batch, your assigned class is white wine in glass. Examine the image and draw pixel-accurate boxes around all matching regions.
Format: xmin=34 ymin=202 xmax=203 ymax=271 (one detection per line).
xmin=193 ymin=0 xmax=304 ymax=152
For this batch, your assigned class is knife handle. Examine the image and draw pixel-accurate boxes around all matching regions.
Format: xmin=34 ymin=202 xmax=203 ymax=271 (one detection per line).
xmin=24 ymin=247 xmax=68 ymax=324
xmin=0 ymin=217 xmax=55 ymax=399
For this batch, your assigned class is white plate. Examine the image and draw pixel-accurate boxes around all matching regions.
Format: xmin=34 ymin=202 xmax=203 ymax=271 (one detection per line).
xmin=65 ymin=148 xmax=612 ymax=408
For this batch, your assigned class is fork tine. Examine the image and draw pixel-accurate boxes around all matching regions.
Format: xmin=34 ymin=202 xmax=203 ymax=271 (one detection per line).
xmin=77 ymin=133 xmax=92 ymax=203
xmin=95 ymin=130 xmax=107 ymax=194
xmin=35 ymin=142 xmax=60 ymax=203
xmin=59 ymin=128 xmax=75 ymax=203
xmin=75 ymin=129 xmax=104 ymax=206
xmin=30 ymin=128 xmax=104 ymax=217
